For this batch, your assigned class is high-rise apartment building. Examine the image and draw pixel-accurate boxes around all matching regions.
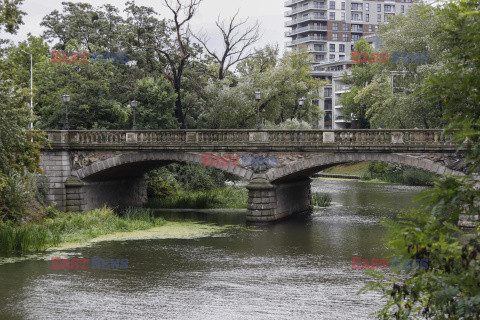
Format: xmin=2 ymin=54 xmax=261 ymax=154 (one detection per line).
xmin=285 ymin=0 xmax=413 ymax=129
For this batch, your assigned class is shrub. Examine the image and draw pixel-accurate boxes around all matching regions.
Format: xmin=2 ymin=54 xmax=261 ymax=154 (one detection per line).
xmin=312 ymin=193 xmax=331 ymax=207
xmin=147 ymin=177 xmax=177 ymax=198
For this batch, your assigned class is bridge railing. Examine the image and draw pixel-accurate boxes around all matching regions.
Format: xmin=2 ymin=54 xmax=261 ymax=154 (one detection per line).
xmin=44 ymin=129 xmax=457 ymax=148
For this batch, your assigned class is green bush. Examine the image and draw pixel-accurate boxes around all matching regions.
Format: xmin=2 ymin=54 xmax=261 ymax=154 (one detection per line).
xmin=147 ymin=177 xmax=177 ymax=198
xmin=364 ymin=162 xmax=437 ymax=186
xmin=0 ymin=172 xmax=37 ymax=222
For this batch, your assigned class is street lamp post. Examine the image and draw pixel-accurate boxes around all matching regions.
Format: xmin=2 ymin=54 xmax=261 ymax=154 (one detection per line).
xmin=298 ymin=97 xmax=306 ymax=130
xmin=131 ymin=100 xmax=138 ymax=130
xmin=254 ymin=90 xmax=263 ymax=130
xmin=21 ymin=50 xmax=33 ymax=130
xmin=62 ymin=94 xmax=70 ymax=130
xmin=298 ymin=97 xmax=306 ymax=141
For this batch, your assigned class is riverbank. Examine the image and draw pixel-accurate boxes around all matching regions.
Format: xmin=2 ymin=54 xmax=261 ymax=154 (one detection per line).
xmin=0 ymin=207 xmax=166 ymax=253
xmin=321 ymin=162 xmax=436 ymax=186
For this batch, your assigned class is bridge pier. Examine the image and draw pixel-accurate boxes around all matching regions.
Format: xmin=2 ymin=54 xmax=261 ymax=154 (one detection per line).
xmin=246 ymin=177 xmax=313 ymax=222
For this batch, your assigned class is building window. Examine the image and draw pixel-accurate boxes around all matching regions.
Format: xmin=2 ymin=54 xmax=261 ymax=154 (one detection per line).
xmin=332 ymin=33 xmax=338 ymax=41
xmin=341 ymin=12 xmax=345 ymax=21
xmin=329 ymin=44 xmax=336 ymax=52
xmin=339 ymin=44 xmax=345 ymax=52
xmin=339 ymin=55 xmax=345 ymax=60
xmin=352 ymin=34 xmax=361 ymax=41
xmin=351 ymin=24 xmax=362 ymax=31
xmin=341 ymin=2 xmax=345 ymax=10
xmin=366 ymin=13 xmax=369 ymax=22
xmin=330 ymin=1 xmax=335 ymax=9
xmin=315 ymin=54 xmax=325 ymax=62
xmin=366 ymin=3 xmax=369 ymax=11
xmin=401 ymin=5 xmax=405 ymax=12
xmin=343 ymin=34 xmax=349 ymax=41
xmin=351 ymin=13 xmax=361 ymax=21
xmin=368 ymin=24 xmax=373 ymax=32
xmin=329 ymin=54 xmax=335 ymax=61
xmin=332 ymin=22 xmax=338 ymax=30
xmin=377 ymin=4 xmax=381 ymax=11
xmin=329 ymin=12 xmax=335 ymax=20
xmin=351 ymin=3 xmax=362 ymax=10
xmin=343 ymin=23 xmax=348 ymax=30
xmin=314 ymin=44 xmax=325 ymax=51
xmin=377 ymin=14 xmax=381 ymax=22
xmin=375 ymin=25 xmax=379 ymax=31
xmin=385 ymin=5 xmax=394 ymax=12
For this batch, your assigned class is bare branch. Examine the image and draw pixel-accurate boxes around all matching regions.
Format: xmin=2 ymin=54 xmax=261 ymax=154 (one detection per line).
xmin=193 ymin=10 xmax=261 ymax=80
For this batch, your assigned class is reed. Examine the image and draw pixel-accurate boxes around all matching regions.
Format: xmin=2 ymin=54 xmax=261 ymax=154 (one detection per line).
xmin=0 ymin=207 xmax=165 ymax=253
xmin=147 ymin=186 xmax=248 ymax=209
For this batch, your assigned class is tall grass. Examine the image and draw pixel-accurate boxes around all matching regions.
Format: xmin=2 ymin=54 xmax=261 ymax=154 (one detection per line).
xmin=312 ymin=193 xmax=332 ymax=207
xmin=147 ymin=186 xmax=248 ymax=209
xmin=0 ymin=207 xmax=165 ymax=253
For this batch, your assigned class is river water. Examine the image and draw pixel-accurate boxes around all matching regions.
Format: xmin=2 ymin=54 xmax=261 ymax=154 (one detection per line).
xmin=0 ymin=179 xmax=425 ymax=320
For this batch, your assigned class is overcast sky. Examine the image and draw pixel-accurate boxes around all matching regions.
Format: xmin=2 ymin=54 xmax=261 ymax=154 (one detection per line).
xmin=6 ymin=0 xmax=286 ymax=54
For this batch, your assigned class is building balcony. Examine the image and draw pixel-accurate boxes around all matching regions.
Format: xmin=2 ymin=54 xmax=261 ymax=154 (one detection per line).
xmin=285 ymin=0 xmax=309 ymax=7
xmin=285 ymin=25 xmax=327 ymax=37
xmin=335 ymin=115 xmax=347 ymax=122
xmin=285 ymin=4 xmax=327 ymax=17
xmin=285 ymin=14 xmax=327 ymax=26
xmin=286 ymin=35 xmax=328 ymax=46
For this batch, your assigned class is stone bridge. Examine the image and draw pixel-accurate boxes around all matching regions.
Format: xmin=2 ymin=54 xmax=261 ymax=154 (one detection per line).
xmin=40 ymin=129 xmax=466 ymax=222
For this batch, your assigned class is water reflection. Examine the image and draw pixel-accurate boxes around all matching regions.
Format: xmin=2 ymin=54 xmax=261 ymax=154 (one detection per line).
xmin=0 ymin=179 xmax=425 ymax=319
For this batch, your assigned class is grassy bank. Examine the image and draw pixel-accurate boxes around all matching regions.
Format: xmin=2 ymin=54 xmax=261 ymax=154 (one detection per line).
xmin=0 ymin=207 xmax=165 ymax=253
xmin=323 ymin=162 xmax=370 ymax=176
xmin=321 ymin=162 xmax=437 ymax=186
xmin=147 ymin=186 xmax=248 ymax=210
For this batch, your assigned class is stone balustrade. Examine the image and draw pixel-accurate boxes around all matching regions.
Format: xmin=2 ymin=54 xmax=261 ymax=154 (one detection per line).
xmin=44 ymin=129 xmax=457 ymax=152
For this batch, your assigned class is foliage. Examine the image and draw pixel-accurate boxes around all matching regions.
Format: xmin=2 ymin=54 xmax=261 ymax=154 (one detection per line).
xmin=365 ymin=162 xmax=437 ymax=186
xmin=312 ymin=193 xmax=331 ymax=208
xmin=341 ymin=4 xmax=447 ymax=129
xmin=263 ymin=118 xmax=312 ymax=130
xmin=151 ymin=163 xmax=239 ymax=191
xmin=196 ymin=49 xmax=325 ymax=129
xmin=366 ymin=1 xmax=480 ymax=318
xmin=0 ymin=207 xmax=166 ymax=252
xmin=147 ymin=177 xmax=177 ymax=198
xmin=0 ymin=0 xmax=25 ymax=34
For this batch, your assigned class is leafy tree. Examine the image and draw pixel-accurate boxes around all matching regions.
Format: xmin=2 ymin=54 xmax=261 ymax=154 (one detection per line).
xmin=196 ymin=49 xmax=324 ymax=129
xmin=132 ymin=77 xmax=178 ymax=130
xmin=339 ymin=38 xmax=379 ymax=128
xmin=0 ymin=0 xmax=25 ymax=34
xmin=343 ymin=4 xmax=447 ymax=129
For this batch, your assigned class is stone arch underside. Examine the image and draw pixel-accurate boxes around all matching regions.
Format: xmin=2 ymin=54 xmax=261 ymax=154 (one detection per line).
xmin=73 ymin=152 xmax=255 ymax=182
xmin=267 ymin=153 xmax=465 ymax=183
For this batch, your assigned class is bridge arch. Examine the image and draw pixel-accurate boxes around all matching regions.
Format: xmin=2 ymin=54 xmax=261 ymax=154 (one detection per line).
xmin=267 ymin=152 xmax=465 ymax=183
xmin=73 ymin=152 xmax=254 ymax=181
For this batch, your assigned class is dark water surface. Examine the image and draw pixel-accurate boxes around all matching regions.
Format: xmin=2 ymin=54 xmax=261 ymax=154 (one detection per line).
xmin=0 ymin=179 xmax=425 ymax=320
